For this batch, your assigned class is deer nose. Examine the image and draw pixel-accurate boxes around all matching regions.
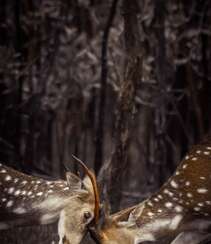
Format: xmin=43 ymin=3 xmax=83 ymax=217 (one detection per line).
xmin=62 ymin=236 xmax=70 ymax=244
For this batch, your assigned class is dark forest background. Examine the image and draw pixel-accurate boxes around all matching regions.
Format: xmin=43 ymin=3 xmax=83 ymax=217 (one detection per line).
xmin=0 ymin=0 xmax=211 ymax=243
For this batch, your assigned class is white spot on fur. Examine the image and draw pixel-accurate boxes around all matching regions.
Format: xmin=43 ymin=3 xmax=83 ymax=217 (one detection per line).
xmin=185 ymin=181 xmax=190 ymax=186
xmin=185 ymin=156 xmax=189 ymax=160
xmin=175 ymin=205 xmax=183 ymax=213
xmin=199 ymin=176 xmax=206 ymax=180
xmin=37 ymin=192 xmax=43 ymax=196
xmin=207 ymin=147 xmax=211 ymax=150
xmin=164 ymin=189 xmax=174 ymax=197
xmin=194 ymin=207 xmax=200 ymax=212
xmin=5 ymin=175 xmax=12 ymax=181
xmin=14 ymin=190 xmax=20 ymax=196
xmin=27 ymin=191 xmax=32 ymax=196
xmin=2 ymin=198 xmax=6 ymax=202
xmin=187 ymin=192 xmax=193 ymax=198
xmin=192 ymin=157 xmax=197 ymax=161
xmin=182 ymin=164 xmax=187 ymax=169
xmin=165 ymin=202 xmax=173 ymax=208
xmin=0 ymin=169 xmax=6 ymax=173
xmin=158 ymin=209 xmax=163 ymax=213
xmin=204 ymin=151 xmax=210 ymax=155
xmin=158 ymin=195 xmax=163 ymax=199
xmin=13 ymin=207 xmax=26 ymax=214
xmin=8 ymin=187 xmax=14 ymax=194
xmin=173 ymin=197 xmax=179 ymax=202
xmin=147 ymin=212 xmax=154 ymax=217
xmin=170 ymin=180 xmax=178 ymax=189
xmin=196 ymin=150 xmax=201 ymax=154
xmin=197 ymin=188 xmax=208 ymax=194
xmin=205 ymin=201 xmax=211 ymax=205
xmin=14 ymin=178 xmax=19 ymax=183
xmin=197 ymin=202 xmax=204 ymax=207
xmin=6 ymin=200 xmax=13 ymax=208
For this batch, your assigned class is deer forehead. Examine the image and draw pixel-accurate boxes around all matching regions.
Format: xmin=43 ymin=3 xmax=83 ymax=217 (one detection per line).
xmin=63 ymin=200 xmax=95 ymax=219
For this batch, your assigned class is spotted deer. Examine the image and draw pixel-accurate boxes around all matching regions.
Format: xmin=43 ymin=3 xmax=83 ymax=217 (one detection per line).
xmin=90 ymin=139 xmax=211 ymax=244
xmin=0 ymin=158 xmax=100 ymax=244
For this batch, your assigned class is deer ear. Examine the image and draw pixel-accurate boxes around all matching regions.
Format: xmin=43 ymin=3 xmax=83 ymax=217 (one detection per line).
xmin=82 ymin=175 xmax=93 ymax=192
xmin=66 ymin=172 xmax=82 ymax=190
xmin=112 ymin=205 xmax=138 ymax=222
xmin=128 ymin=201 xmax=145 ymax=222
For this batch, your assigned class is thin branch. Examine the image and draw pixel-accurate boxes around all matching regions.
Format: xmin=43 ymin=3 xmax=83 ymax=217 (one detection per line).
xmin=94 ymin=0 xmax=119 ymax=174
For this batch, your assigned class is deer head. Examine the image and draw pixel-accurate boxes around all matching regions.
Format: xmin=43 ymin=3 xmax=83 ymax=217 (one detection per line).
xmin=90 ymin=139 xmax=211 ymax=243
xmin=0 ymin=158 xmax=100 ymax=244
xmin=58 ymin=157 xmax=100 ymax=244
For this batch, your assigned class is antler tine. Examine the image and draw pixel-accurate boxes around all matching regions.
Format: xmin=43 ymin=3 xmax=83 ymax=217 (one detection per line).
xmin=72 ymin=155 xmax=100 ymax=223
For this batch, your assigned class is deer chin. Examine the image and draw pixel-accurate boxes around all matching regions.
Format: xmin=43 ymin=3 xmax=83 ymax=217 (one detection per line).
xmin=58 ymin=209 xmax=87 ymax=244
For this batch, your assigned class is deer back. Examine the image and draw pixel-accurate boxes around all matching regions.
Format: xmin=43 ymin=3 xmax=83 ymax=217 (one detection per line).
xmin=91 ymin=139 xmax=211 ymax=244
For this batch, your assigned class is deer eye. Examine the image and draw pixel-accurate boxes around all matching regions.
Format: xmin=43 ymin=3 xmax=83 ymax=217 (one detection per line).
xmin=83 ymin=211 xmax=92 ymax=221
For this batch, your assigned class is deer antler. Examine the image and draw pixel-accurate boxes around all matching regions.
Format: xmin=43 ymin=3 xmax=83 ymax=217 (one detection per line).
xmin=72 ymin=155 xmax=100 ymax=223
